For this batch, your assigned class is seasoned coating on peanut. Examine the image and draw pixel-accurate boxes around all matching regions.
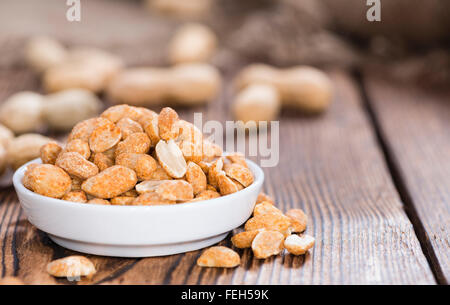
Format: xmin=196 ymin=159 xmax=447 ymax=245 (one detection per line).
xmin=206 ymin=184 xmax=217 ymax=191
xmin=202 ymin=140 xmax=222 ymax=162
xmin=110 ymin=196 xmax=135 ymax=205
xmin=284 ymin=234 xmax=315 ymax=255
xmin=226 ymin=153 xmax=248 ymax=168
xmin=87 ymin=198 xmax=110 ymax=205
xmin=231 ymin=230 xmax=261 ymax=249
xmin=285 ymin=209 xmax=307 ymax=233
xmin=207 ymin=157 xmax=223 ymax=189
xmin=224 ymin=163 xmax=254 ymax=187
xmin=135 ymin=180 xmax=165 ymax=194
xmin=158 ymin=107 xmax=179 ymax=141
xmin=68 ymin=117 xmax=109 ymax=142
xmin=116 ymin=117 xmax=143 ymax=139
xmin=47 ymin=256 xmax=96 ymax=278
xmin=139 ymin=110 xmax=160 ymax=146
xmin=81 ymin=165 xmax=137 ymax=199
xmin=256 ymin=192 xmax=274 ymax=205
xmin=217 ymin=172 xmax=239 ymax=195
xmin=116 ymin=153 xmax=157 ymax=180
xmin=62 ymin=190 xmax=87 ymax=203
xmin=100 ymin=104 xmax=143 ymax=123
xmin=176 ymin=120 xmax=203 ymax=162
xmin=197 ymin=161 xmax=211 ymax=174
xmin=89 ymin=119 xmax=122 ymax=153
xmin=92 ymin=152 xmax=114 ymax=171
xmin=193 ymin=189 xmax=220 ymax=200
xmin=156 ymin=180 xmax=194 ymax=201
xmin=149 ymin=164 xmax=173 ymax=180
xmin=155 ymin=139 xmax=187 ymax=178
xmin=71 ymin=177 xmax=83 ymax=191
xmin=64 ymin=139 xmax=91 ymax=159
xmin=132 ymin=192 xmax=175 ymax=205
xmin=56 ymin=152 xmax=99 ymax=179
xmin=251 ymin=230 xmax=285 ymax=259
xmin=115 ymin=132 xmax=150 ymax=157
xmin=253 ymin=202 xmax=282 ymax=217
xmin=23 ymin=164 xmax=71 ymax=198
xmin=197 ymin=246 xmax=240 ymax=268
xmin=185 ymin=161 xmax=207 ymax=195
xmin=245 ymin=213 xmax=292 ymax=236
xmin=40 ymin=141 xmax=62 ymax=164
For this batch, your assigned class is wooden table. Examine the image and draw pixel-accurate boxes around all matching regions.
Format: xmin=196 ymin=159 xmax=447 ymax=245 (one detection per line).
xmin=0 ymin=0 xmax=448 ymax=285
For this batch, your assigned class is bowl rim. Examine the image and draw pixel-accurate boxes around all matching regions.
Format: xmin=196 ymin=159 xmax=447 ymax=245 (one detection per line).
xmin=13 ymin=157 xmax=265 ymax=211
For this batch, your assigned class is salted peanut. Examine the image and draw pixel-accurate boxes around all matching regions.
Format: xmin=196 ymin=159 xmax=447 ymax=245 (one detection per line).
xmin=224 ymin=163 xmax=254 ymax=187
xmin=135 ymin=180 xmax=165 ymax=194
xmin=231 ymin=230 xmax=261 ymax=249
xmin=197 ymin=161 xmax=211 ymax=174
xmin=65 ymin=139 xmax=91 ymax=159
xmin=156 ymin=180 xmax=194 ymax=201
xmin=116 ymin=117 xmax=143 ymax=139
xmin=149 ymin=164 xmax=173 ymax=180
xmin=62 ymin=190 xmax=87 ymax=203
xmin=0 ymin=91 xmax=44 ymax=134
xmin=47 ymin=256 xmax=96 ymax=278
xmin=253 ymin=202 xmax=282 ymax=217
xmin=87 ymin=198 xmax=110 ymax=205
xmin=132 ymin=192 xmax=176 ymax=206
xmin=245 ymin=213 xmax=292 ymax=236
xmin=217 ymin=172 xmax=239 ymax=196
xmin=176 ymin=120 xmax=203 ymax=162
xmin=92 ymin=152 xmax=114 ymax=171
xmin=121 ymin=189 xmax=138 ymax=197
xmin=202 ymin=140 xmax=222 ymax=162
xmin=68 ymin=117 xmax=110 ymax=142
xmin=110 ymin=196 xmax=135 ymax=205
xmin=22 ymin=164 xmax=39 ymax=190
xmin=116 ymin=153 xmax=157 ymax=180
xmin=71 ymin=177 xmax=83 ymax=191
xmin=81 ymin=165 xmax=137 ymax=199
xmin=7 ymin=134 xmax=52 ymax=169
xmin=158 ymin=107 xmax=179 ymax=141
xmin=155 ymin=139 xmax=187 ymax=178
xmin=236 ymin=64 xmax=332 ymax=113
xmin=139 ymin=110 xmax=160 ymax=146
xmin=0 ymin=276 xmax=25 ymax=285
xmin=185 ymin=161 xmax=207 ymax=195
xmin=251 ymin=230 xmax=284 ymax=259
xmin=207 ymin=157 xmax=223 ymax=189
xmin=285 ymin=209 xmax=307 ymax=233
xmin=197 ymin=246 xmax=240 ymax=268
xmin=194 ymin=189 xmax=220 ymax=200
xmin=206 ymin=184 xmax=217 ymax=191
xmin=256 ymin=192 xmax=274 ymax=205
xmin=226 ymin=153 xmax=248 ymax=168
xmin=56 ymin=152 xmax=99 ymax=179
xmin=23 ymin=164 xmax=71 ymax=198
xmin=115 ymin=132 xmax=151 ymax=157
xmin=40 ymin=141 xmax=62 ymax=164
xmin=42 ymin=89 xmax=102 ymax=131
xmin=24 ymin=36 xmax=67 ymax=72
xmin=100 ymin=104 xmax=143 ymax=123
xmin=89 ymin=119 xmax=122 ymax=153
xmin=284 ymin=234 xmax=315 ymax=255
xmin=169 ymin=23 xmax=217 ymax=64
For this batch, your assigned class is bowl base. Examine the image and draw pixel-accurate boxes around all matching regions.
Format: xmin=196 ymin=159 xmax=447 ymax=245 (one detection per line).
xmin=48 ymin=232 xmax=229 ymax=258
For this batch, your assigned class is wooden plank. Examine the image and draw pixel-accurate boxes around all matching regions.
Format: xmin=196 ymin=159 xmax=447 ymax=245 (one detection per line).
xmin=0 ymin=69 xmax=435 ymax=284
xmin=363 ymin=72 xmax=450 ymax=283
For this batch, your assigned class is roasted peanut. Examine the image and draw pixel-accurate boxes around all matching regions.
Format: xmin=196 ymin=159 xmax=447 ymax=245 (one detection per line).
xmin=56 ymin=152 xmax=99 ymax=179
xmin=110 ymin=196 xmax=135 ymax=205
xmin=176 ymin=120 xmax=203 ymax=162
xmin=202 ymin=140 xmax=222 ymax=162
xmin=68 ymin=117 xmax=109 ymax=142
xmin=156 ymin=180 xmax=194 ymax=201
xmin=116 ymin=153 xmax=157 ymax=180
xmin=236 ymin=64 xmax=332 ymax=113
xmin=155 ymin=139 xmax=187 ymax=178
xmin=89 ymin=119 xmax=122 ymax=153
xmin=115 ymin=132 xmax=151 ymax=156
xmin=226 ymin=153 xmax=248 ymax=168
xmin=169 ymin=23 xmax=217 ymax=64
xmin=232 ymin=83 xmax=281 ymax=123
xmin=231 ymin=230 xmax=261 ymax=249
xmin=46 ymin=256 xmax=96 ymax=278
xmin=62 ymin=190 xmax=88 ymax=203
xmin=40 ymin=141 xmax=62 ymax=165
xmin=107 ymin=63 xmax=221 ymax=106
xmin=224 ymin=163 xmax=254 ymax=187
xmin=284 ymin=234 xmax=315 ymax=255
xmin=185 ymin=161 xmax=207 ymax=195
xmin=24 ymin=36 xmax=67 ymax=73
xmin=7 ymin=134 xmax=52 ymax=169
xmin=285 ymin=209 xmax=307 ymax=233
xmin=92 ymin=152 xmax=114 ymax=171
xmin=217 ymin=171 xmax=239 ymax=195
xmin=87 ymin=198 xmax=110 ymax=205
xmin=256 ymin=192 xmax=274 ymax=205
xmin=42 ymin=89 xmax=102 ymax=131
xmin=116 ymin=117 xmax=143 ymax=139
xmin=101 ymin=104 xmax=145 ymax=123
xmin=132 ymin=191 xmax=175 ymax=206
xmin=245 ymin=213 xmax=292 ymax=236
xmin=64 ymin=139 xmax=91 ymax=160
xmin=253 ymin=202 xmax=282 ymax=217
xmin=158 ymin=107 xmax=179 ymax=141
xmin=251 ymin=230 xmax=285 ymax=259
xmin=194 ymin=189 xmax=220 ymax=200
xmin=197 ymin=246 xmax=240 ymax=268
xmin=81 ymin=165 xmax=137 ymax=199
xmin=23 ymin=164 xmax=71 ymax=198
xmin=0 ymin=91 xmax=44 ymax=134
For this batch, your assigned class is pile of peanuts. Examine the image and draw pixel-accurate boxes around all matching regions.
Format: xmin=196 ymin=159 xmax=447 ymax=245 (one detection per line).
xmin=197 ymin=192 xmax=315 ymax=268
xmin=22 ymin=105 xmax=254 ymax=205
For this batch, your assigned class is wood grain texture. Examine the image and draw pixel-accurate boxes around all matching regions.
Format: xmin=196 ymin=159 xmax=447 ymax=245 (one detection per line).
xmin=363 ymin=71 xmax=450 ymax=283
xmin=0 ymin=68 xmax=436 ymax=284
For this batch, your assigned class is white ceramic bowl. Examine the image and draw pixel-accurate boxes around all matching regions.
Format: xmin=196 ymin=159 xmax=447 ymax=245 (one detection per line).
xmin=13 ymin=158 xmax=264 ymax=257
